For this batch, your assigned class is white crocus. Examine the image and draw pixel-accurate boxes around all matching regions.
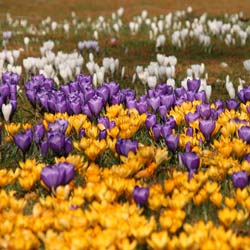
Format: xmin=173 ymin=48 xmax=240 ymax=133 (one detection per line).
xmin=243 ymin=59 xmax=250 ymax=72
xmin=2 ymin=103 xmax=12 ymax=122
xmin=147 ymin=75 xmax=157 ymax=89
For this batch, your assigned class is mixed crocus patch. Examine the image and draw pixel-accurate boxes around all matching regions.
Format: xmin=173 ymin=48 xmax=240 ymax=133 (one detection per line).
xmin=1 ymin=70 xmax=250 ymax=249
xmin=2 ymin=4 xmax=250 ymax=249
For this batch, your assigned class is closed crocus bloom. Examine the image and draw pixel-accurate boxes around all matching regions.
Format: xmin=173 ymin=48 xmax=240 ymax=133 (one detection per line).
xmin=99 ymin=129 xmax=107 ymax=139
xmin=133 ymin=186 xmax=149 ymax=206
xmin=41 ymin=166 xmax=63 ymax=189
xmin=64 ymin=136 xmax=73 ymax=155
xmin=226 ymin=99 xmax=239 ymax=110
xmin=180 ymin=152 xmax=200 ymax=172
xmin=82 ymin=104 xmax=93 ymax=119
xmin=34 ymin=123 xmax=45 ymax=144
xmin=151 ymin=124 xmax=162 ymax=140
xmin=96 ymin=85 xmax=110 ymax=103
xmin=161 ymin=124 xmax=172 ymax=139
xmin=174 ymin=87 xmax=186 ymax=98
xmin=238 ymin=126 xmax=250 ymax=143
xmin=57 ymin=162 xmax=75 ymax=185
xmin=48 ymin=132 xmax=65 ymax=154
xmin=147 ymin=96 xmax=160 ymax=112
xmin=186 ymin=91 xmax=195 ymax=102
xmin=115 ymin=138 xmax=138 ymax=157
xmin=0 ymin=83 xmax=10 ymax=99
xmin=104 ymin=81 xmax=120 ymax=97
xmin=165 ymin=116 xmax=176 ymax=129
xmin=145 ymin=113 xmax=157 ymax=129
xmin=165 ymin=133 xmax=179 ymax=153
xmin=160 ymin=94 xmax=175 ymax=110
xmin=2 ymin=103 xmax=13 ymax=122
xmin=88 ymin=95 xmax=104 ymax=116
xmin=232 ymin=171 xmax=248 ymax=189
xmin=199 ymin=119 xmax=215 ymax=142
xmin=83 ymin=86 xmax=95 ymax=102
xmin=238 ymin=89 xmax=245 ymax=103
xmin=187 ymin=79 xmax=201 ymax=92
xmin=197 ymin=103 xmax=211 ymax=119
xmin=126 ymin=98 xmax=137 ymax=109
xmin=195 ymin=90 xmax=206 ymax=102
xmin=158 ymin=105 xmax=167 ymax=120
xmin=40 ymin=140 xmax=49 ymax=156
xmin=13 ymin=129 xmax=33 ymax=154
xmin=136 ymin=100 xmax=148 ymax=114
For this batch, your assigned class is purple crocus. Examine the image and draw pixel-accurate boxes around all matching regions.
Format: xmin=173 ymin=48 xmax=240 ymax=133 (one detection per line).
xmin=151 ymin=124 xmax=162 ymax=141
xmin=186 ymin=127 xmax=193 ymax=136
xmin=136 ymin=100 xmax=148 ymax=114
xmin=238 ymin=126 xmax=250 ymax=143
xmin=133 ymin=186 xmax=149 ymax=206
xmin=187 ymin=79 xmax=201 ymax=92
xmin=147 ymin=96 xmax=161 ymax=112
xmin=199 ymin=119 xmax=215 ymax=142
xmin=160 ymin=94 xmax=175 ymax=110
xmin=145 ymin=113 xmax=157 ymax=129
xmin=115 ymin=138 xmax=138 ymax=157
xmin=226 ymin=99 xmax=239 ymax=110
xmin=197 ymin=103 xmax=211 ymax=119
xmin=41 ymin=162 xmax=75 ymax=189
xmin=180 ymin=152 xmax=200 ymax=173
xmin=165 ymin=134 xmax=179 ymax=153
xmin=34 ymin=123 xmax=45 ymax=144
xmin=13 ymin=129 xmax=33 ymax=154
xmin=232 ymin=171 xmax=248 ymax=189
xmin=88 ymin=95 xmax=104 ymax=116
xmin=99 ymin=130 xmax=107 ymax=140
xmin=185 ymin=111 xmax=200 ymax=124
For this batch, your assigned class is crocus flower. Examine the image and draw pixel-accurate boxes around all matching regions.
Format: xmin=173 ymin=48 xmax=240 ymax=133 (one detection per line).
xmin=88 ymin=95 xmax=104 ymax=116
xmin=161 ymin=125 xmax=172 ymax=139
xmin=185 ymin=111 xmax=200 ymax=124
xmin=1 ymin=103 xmax=12 ymax=122
xmin=34 ymin=123 xmax=45 ymax=144
xmin=41 ymin=166 xmax=62 ymax=189
xmin=199 ymin=119 xmax=215 ymax=142
xmin=180 ymin=152 xmax=200 ymax=172
xmin=226 ymin=99 xmax=239 ymax=110
xmin=238 ymin=126 xmax=250 ymax=143
xmin=187 ymin=79 xmax=201 ymax=92
xmin=197 ymin=103 xmax=211 ymax=119
xmin=151 ymin=124 xmax=162 ymax=141
xmin=133 ymin=186 xmax=149 ymax=206
xmin=49 ymin=119 xmax=68 ymax=134
xmin=145 ymin=113 xmax=157 ymax=129
xmin=99 ymin=130 xmax=107 ymax=140
xmin=186 ymin=127 xmax=193 ymax=136
xmin=232 ymin=171 xmax=248 ymax=189
xmin=136 ymin=100 xmax=148 ymax=114
xmin=13 ymin=129 xmax=33 ymax=154
xmin=115 ymin=138 xmax=138 ymax=157
xmin=165 ymin=134 xmax=179 ymax=153
xmin=160 ymin=94 xmax=175 ymax=110
xmin=41 ymin=162 xmax=74 ymax=189
xmin=147 ymin=96 xmax=161 ymax=112
xmin=40 ymin=140 xmax=49 ymax=156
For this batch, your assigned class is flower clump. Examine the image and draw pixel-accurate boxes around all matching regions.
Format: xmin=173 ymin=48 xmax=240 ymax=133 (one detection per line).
xmin=1 ymin=73 xmax=250 ymax=249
